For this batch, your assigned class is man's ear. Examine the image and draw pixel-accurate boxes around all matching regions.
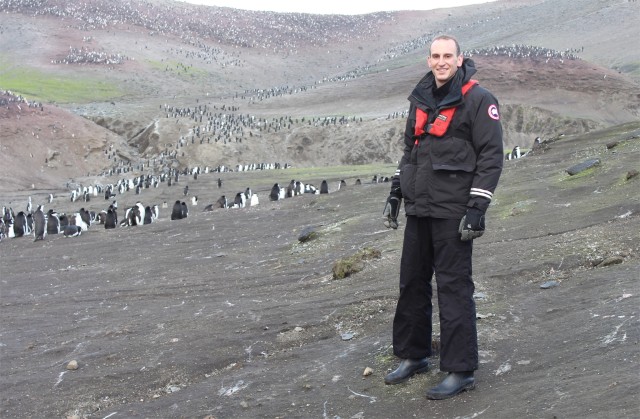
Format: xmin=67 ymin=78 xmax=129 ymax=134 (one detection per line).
xmin=456 ymin=54 xmax=463 ymax=67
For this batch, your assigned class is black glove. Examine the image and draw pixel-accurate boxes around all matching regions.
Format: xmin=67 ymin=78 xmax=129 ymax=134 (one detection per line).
xmin=459 ymin=207 xmax=485 ymax=241
xmin=383 ymin=195 xmax=401 ymax=229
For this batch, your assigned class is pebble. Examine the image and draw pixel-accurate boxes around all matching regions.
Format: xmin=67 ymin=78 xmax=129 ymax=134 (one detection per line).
xmin=363 ymin=367 xmax=374 ymax=376
xmin=66 ymin=360 xmax=79 ymax=370
xmin=540 ymin=280 xmax=559 ymax=289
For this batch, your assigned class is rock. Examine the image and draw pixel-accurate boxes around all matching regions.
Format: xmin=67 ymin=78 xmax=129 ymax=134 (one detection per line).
xmin=298 ymin=226 xmax=318 ymax=242
xmin=473 ymin=292 xmax=488 ymax=300
xmin=363 ymin=367 xmax=374 ymax=376
xmin=566 ymin=158 xmax=600 ymax=176
xmin=66 ymin=360 xmax=79 ymax=370
xmin=606 ymin=140 xmax=619 ymax=149
xmin=596 ymin=256 xmax=624 ymax=268
xmin=540 ymin=280 xmax=559 ymax=289
xmin=625 ymin=169 xmax=639 ymax=181
xmin=341 ymin=332 xmax=354 ymax=341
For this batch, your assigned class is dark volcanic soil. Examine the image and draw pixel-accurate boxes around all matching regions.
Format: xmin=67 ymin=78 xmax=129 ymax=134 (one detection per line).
xmin=1 ymin=122 xmax=639 ymax=418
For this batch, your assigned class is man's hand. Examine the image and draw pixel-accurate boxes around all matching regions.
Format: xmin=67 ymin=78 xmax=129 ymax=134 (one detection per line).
xmin=459 ymin=207 xmax=485 ymax=241
xmin=383 ymin=195 xmax=401 ymax=229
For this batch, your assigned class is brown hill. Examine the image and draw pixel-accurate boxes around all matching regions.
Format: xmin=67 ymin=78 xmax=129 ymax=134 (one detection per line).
xmin=0 ymin=0 xmax=639 ymax=192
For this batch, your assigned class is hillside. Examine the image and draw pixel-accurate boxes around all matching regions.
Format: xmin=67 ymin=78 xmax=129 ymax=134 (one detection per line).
xmin=1 ymin=120 xmax=638 ymax=418
xmin=0 ymin=0 xmax=639 ymax=192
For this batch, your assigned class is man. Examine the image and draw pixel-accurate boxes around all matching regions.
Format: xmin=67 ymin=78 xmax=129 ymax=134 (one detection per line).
xmin=382 ymin=35 xmax=503 ymax=400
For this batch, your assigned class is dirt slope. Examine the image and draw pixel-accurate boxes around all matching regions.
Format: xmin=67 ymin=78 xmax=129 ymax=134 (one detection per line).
xmin=1 ymin=122 xmax=638 ymax=418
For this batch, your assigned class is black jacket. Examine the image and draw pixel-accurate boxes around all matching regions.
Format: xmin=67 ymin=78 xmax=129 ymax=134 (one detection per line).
xmin=394 ymin=58 xmax=503 ymax=219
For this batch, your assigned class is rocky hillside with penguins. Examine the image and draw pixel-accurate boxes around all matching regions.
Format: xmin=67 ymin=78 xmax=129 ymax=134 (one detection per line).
xmin=0 ymin=0 xmax=638 ymax=193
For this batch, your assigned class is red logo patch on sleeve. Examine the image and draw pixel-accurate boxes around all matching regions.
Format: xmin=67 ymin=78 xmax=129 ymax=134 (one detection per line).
xmin=488 ymin=104 xmax=500 ymax=120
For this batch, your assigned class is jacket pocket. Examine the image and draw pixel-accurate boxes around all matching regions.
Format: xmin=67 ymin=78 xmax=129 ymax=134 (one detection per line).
xmin=431 ymin=136 xmax=476 ymax=173
xmin=399 ymin=163 xmax=417 ymax=203
xmin=430 ymin=137 xmax=475 ymax=206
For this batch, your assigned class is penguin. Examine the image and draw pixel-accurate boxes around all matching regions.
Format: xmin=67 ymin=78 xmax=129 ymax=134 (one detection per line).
xmin=320 ymin=180 xmax=329 ymax=194
xmin=72 ymin=212 xmax=89 ymax=231
xmin=180 ymin=201 xmax=188 ymax=218
xmin=144 ymin=206 xmax=153 ymax=224
xmin=244 ymin=187 xmax=253 ymax=201
xmin=125 ymin=205 xmax=142 ymax=226
xmin=13 ymin=211 xmax=27 ymax=237
xmin=355 ymin=179 xmax=361 ymax=185
xmin=26 ymin=196 xmax=32 ymax=213
xmin=286 ymin=180 xmax=296 ymax=198
xmin=171 ymin=200 xmax=183 ymax=220
xmin=149 ymin=205 xmax=159 ymax=222
xmin=135 ymin=202 xmax=145 ymax=225
xmin=79 ymin=208 xmax=91 ymax=228
xmin=232 ymin=192 xmax=244 ymax=208
xmin=33 ymin=205 xmax=46 ymax=241
xmin=25 ymin=212 xmax=34 ymax=234
xmin=58 ymin=213 xmax=69 ymax=228
xmin=105 ymin=208 xmax=117 ymax=229
xmin=63 ymin=225 xmax=82 ymax=237
xmin=46 ymin=209 xmax=60 ymax=234
xmin=304 ymin=184 xmax=319 ymax=194
xmin=215 ymin=195 xmax=227 ymax=209
xmin=269 ymin=183 xmax=281 ymax=201
xmin=217 ymin=178 xmax=223 ymax=188
xmin=191 ymin=195 xmax=198 ymax=206
xmin=202 ymin=203 xmax=215 ymax=212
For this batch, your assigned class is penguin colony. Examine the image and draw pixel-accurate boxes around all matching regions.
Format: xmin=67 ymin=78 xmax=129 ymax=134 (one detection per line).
xmin=1 ymin=172 xmax=389 ymax=243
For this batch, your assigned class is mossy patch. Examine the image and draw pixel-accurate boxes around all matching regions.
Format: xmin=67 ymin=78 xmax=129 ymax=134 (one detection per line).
xmin=0 ymin=57 xmax=123 ymax=103
xmin=332 ymin=247 xmax=381 ymax=279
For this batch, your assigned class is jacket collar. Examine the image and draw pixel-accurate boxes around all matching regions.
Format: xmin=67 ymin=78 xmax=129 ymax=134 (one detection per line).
xmin=409 ymin=58 xmax=477 ymax=110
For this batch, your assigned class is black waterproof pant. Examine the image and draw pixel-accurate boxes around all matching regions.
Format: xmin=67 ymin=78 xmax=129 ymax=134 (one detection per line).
xmin=392 ymin=216 xmax=478 ymax=372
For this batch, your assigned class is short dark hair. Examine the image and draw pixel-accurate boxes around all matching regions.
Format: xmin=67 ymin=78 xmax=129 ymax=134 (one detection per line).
xmin=430 ymin=35 xmax=461 ymax=56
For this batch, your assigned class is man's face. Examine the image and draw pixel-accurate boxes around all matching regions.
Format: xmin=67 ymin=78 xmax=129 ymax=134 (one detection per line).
xmin=427 ymin=39 xmax=463 ymax=88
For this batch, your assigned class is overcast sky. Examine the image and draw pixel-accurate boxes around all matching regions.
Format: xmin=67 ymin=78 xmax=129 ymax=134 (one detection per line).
xmin=179 ymin=0 xmax=496 ymax=15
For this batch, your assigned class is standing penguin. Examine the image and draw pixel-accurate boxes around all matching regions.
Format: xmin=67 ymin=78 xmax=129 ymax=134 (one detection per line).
xmin=33 ymin=205 xmax=46 ymax=241
xmin=105 ymin=208 xmax=117 ymax=229
xmin=320 ymin=180 xmax=329 ymax=194
xmin=171 ymin=200 xmax=183 ymax=220
xmin=46 ymin=209 xmax=60 ymax=235
xmin=269 ymin=183 xmax=281 ymax=201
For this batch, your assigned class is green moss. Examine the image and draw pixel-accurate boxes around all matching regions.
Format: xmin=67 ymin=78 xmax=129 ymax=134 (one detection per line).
xmin=332 ymin=247 xmax=381 ymax=279
xmin=280 ymin=163 xmax=396 ymax=181
xmin=0 ymin=58 xmax=123 ymax=103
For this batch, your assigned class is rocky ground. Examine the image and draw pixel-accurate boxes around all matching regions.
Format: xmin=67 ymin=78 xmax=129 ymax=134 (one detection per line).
xmin=1 ymin=122 xmax=638 ymax=418
xmin=1 ymin=0 xmax=639 ymax=417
